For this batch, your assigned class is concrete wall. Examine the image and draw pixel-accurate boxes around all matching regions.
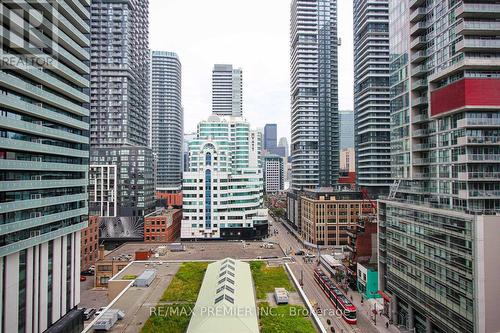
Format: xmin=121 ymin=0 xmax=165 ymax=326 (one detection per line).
xmin=475 ymin=215 xmax=500 ymax=333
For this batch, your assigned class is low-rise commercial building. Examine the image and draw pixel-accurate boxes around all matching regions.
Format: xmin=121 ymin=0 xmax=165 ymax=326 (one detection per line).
xmin=144 ymin=208 xmax=182 ymax=242
xmin=300 ymin=188 xmax=375 ymax=246
xmin=357 ymin=262 xmax=380 ymax=300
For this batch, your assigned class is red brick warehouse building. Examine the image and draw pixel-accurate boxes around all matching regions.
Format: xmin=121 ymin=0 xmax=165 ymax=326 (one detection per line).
xmin=144 ymin=208 xmax=182 ymax=242
xmin=81 ymin=215 xmax=100 ymax=270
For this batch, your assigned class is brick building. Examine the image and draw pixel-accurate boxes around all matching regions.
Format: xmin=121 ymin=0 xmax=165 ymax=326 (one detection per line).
xmin=300 ymin=188 xmax=375 ymax=246
xmin=81 ymin=215 xmax=100 ymax=270
xmin=144 ymin=208 xmax=182 ymax=242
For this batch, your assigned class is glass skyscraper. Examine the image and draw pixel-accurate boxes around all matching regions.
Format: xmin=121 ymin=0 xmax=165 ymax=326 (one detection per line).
xmin=89 ymin=0 xmax=155 ymax=222
xmin=290 ymin=0 xmax=339 ymax=191
xmin=353 ymin=0 xmax=392 ymax=196
xmin=151 ymin=51 xmax=183 ymax=191
xmin=0 ymin=1 xmax=90 ymax=331
xmin=379 ymin=1 xmax=500 ymax=332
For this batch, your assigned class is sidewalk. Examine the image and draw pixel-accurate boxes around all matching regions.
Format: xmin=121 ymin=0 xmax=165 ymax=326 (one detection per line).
xmin=348 ymin=289 xmax=401 ymax=333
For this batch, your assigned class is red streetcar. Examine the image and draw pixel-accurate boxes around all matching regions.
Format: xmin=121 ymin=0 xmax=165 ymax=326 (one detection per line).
xmin=313 ymin=268 xmax=357 ymax=324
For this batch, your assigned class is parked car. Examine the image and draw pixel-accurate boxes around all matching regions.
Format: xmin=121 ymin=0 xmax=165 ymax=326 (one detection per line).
xmin=83 ymin=308 xmax=96 ymax=320
xmin=80 ymin=275 xmax=87 ymax=282
xmin=81 ymin=269 xmax=94 ymax=276
xmin=95 ymin=307 xmax=106 ymax=317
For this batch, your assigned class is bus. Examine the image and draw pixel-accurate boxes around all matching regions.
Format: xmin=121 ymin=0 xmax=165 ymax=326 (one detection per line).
xmin=313 ymin=267 xmax=357 ymax=324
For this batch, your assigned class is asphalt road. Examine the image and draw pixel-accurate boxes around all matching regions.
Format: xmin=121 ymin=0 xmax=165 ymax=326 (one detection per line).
xmin=268 ymin=217 xmax=379 ymax=333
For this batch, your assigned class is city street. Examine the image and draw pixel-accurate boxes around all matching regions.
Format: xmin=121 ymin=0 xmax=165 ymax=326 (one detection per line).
xmin=267 ymin=216 xmax=396 ymax=333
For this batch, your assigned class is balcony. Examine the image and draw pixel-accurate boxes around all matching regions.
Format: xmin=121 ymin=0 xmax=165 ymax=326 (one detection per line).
xmin=456 ymin=38 xmax=500 ymax=53
xmin=409 ymin=0 xmax=426 ymax=10
xmin=457 ymin=136 xmax=500 ymax=145
xmin=410 ymin=7 xmax=427 ymax=23
xmin=412 ymin=113 xmax=429 ymax=123
xmin=411 ymin=36 xmax=427 ymax=50
xmin=410 ymin=21 xmax=428 ymax=37
xmin=411 ymin=50 xmax=429 ymax=64
xmin=458 ymin=153 xmax=500 ymax=163
xmin=457 ymin=118 xmax=500 ymax=128
xmin=458 ymin=172 xmax=500 ymax=181
xmin=456 ymin=3 xmax=500 ymax=19
xmin=457 ymin=21 xmax=500 ymax=36
xmin=411 ymin=78 xmax=427 ymax=91
xmin=460 ymin=190 xmax=500 ymax=199
xmin=412 ymin=96 xmax=428 ymax=107
xmin=413 ymin=128 xmax=431 ymax=137
xmin=411 ymin=64 xmax=429 ymax=77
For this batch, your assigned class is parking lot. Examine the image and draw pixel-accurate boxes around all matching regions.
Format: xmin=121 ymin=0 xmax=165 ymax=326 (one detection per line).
xmin=80 ymin=275 xmax=108 ymax=314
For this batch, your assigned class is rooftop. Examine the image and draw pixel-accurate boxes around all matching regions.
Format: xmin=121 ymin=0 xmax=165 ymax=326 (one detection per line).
xmin=186 ymin=258 xmax=259 ymax=333
xmin=145 ymin=208 xmax=181 ymax=218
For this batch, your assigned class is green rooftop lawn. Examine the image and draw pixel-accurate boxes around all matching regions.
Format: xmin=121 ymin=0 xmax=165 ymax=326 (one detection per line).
xmin=250 ymin=261 xmax=295 ymax=300
xmin=160 ymin=262 xmax=208 ymax=302
xmin=141 ymin=303 xmax=194 ymax=333
xmin=258 ymin=302 xmax=316 ymax=333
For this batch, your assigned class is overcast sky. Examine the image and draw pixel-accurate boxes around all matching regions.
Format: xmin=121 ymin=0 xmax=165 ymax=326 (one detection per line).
xmin=150 ymin=0 xmax=354 ymax=141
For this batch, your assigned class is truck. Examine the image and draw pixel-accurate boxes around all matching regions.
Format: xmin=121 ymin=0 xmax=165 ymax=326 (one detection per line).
xmin=134 ymin=269 xmax=156 ymax=287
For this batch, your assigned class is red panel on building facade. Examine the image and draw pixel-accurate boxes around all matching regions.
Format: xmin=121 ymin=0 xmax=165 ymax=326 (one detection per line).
xmin=431 ymin=78 xmax=500 ymax=116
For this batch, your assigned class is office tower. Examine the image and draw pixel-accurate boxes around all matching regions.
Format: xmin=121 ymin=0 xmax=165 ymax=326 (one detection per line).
xmin=181 ymin=115 xmax=268 ymax=240
xmin=212 ymin=64 xmax=243 ymax=117
xmin=378 ymin=1 xmax=500 ymax=333
xmin=353 ymin=0 xmax=391 ymax=196
xmin=290 ymin=0 xmax=339 ymax=191
xmin=0 ymin=1 xmax=90 ymax=331
xmin=264 ymin=124 xmax=277 ymax=150
xmin=339 ymin=110 xmax=355 ymax=149
xmin=278 ymin=137 xmax=289 ymax=157
xmin=89 ymin=0 xmax=155 ymax=228
xmin=151 ymin=51 xmax=183 ymax=191
xmin=263 ymin=124 xmax=286 ymax=156
xmin=263 ymin=155 xmax=285 ymax=193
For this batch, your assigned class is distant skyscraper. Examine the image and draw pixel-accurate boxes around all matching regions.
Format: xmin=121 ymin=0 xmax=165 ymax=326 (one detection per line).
xmin=378 ymin=1 xmax=500 ymax=333
xmin=290 ymin=0 xmax=339 ymax=191
xmin=339 ymin=110 xmax=354 ymax=149
xmin=181 ymin=116 xmax=267 ymax=240
xmin=151 ymin=51 xmax=183 ymax=190
xmin=264 ymin=124 xmax=286 ymax=157
xmin=264 ymin=124 xmax=278 ymax=150
xmin=212 ymin=64 xmax=243 ymax=117
xmin=0 ymin=1 xmax=90 ymax=331
xmin=353 ymin=0 xmax=391 ymax=196
xmin=89 ymin=0 xmax=155 ymax=227
xmin=278 ymin=137 xmax=289 ymax=157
